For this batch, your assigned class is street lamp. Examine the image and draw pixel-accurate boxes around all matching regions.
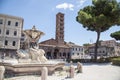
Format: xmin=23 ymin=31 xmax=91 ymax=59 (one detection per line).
xmin=2 ymin=36 xmax=6 ymax=60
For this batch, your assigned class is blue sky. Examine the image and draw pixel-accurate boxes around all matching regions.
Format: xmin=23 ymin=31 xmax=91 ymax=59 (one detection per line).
xmin=0 ymin=0 xmax=120 ymax=45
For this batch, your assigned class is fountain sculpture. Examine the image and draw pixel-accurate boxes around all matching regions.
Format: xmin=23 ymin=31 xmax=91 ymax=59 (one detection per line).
xmin=0 ymin=26 xmax=65 ymax=76
xmin=17 ymin=26 xmax=47 ymax=63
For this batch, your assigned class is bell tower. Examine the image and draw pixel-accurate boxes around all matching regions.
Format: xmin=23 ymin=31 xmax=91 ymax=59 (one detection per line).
xmin=55 ymin=12 xmax=64 ymax=45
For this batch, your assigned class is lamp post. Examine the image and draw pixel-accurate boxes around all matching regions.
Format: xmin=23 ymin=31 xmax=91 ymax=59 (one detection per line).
xmin=0 ymin=42 xmax=2 ymax=61
xmin=2 ymin=36 xmax=6 ymax=60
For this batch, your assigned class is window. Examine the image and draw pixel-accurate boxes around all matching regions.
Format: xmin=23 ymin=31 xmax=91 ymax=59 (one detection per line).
xmin=99 ymin=51 xmax=101 ymax=53
xmin=60 ymin=19 xmax=63 ymax=22
xmin=81 ymin=48 xmax=83 ymax=51
xmin=15 ymin=22 xmax=18 ymax=26
xmin=12 ymin=41 xmax=16 ymax=46
xmin=21 ymin=33 xmax=25 ymax=37
xmin=60 ymin=28 xmax=63 ymax=31
xmin=0 ymin=19 xmax=3 ymax=24
xmin=76 ymin=48 xmax=77 ymax=51
xmin=103 ymin=51 xmax=105 ymax=53
xmin=0 ymin=29 xmax=1 ymax=34
xmin=8 ymin=21 xmax=11 ymax=25
xmin=5 ymin=40 xmax=8 ymax=45
xmin=21 ymin=38 xmax=24 ymax=41
xmin=63 ymin=53 xmax=66 ymax=56
xmin=73 ymin=48 xmax=74 ymax=51
xmin=73 ymin=53 xmax=74 ymax=55
xmin=60 ymin=15 xmax=64 ymax=18
xmin=14 ymin=31 xmax=17 ymax=36
xmin=6 ymin=30 xmax=9 ymax=35
xmin=59 ymin=53 xmax=61 ymax=56
xmin=60 ymin=23 xmax=63 ymax=26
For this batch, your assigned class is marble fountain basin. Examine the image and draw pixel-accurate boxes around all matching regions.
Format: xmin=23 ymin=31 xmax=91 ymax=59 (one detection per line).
xmin=0 ymin=59 xmax=65 ymax=76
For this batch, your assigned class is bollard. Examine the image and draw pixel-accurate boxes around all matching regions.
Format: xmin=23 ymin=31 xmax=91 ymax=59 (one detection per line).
xmin=77 ymin=62 xmax=82 ymax=73
xmin=70 ymin=61 xmax=73 ymax=65
xmin=41 ymin=67 xmax=48 ymax=80
xmin=0 ymin=66 xmax=5 ymax=80
xmin=69 ymin=65 xmax=75 ymax=78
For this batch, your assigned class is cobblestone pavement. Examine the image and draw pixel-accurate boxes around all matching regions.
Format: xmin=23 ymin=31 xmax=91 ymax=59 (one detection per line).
xmin=4 ymin=63 xmax=120 ymax=80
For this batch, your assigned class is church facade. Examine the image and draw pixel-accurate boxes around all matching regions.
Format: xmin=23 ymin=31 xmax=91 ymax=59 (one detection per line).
xmin=39 ymin=12 xmax=71 ymax=59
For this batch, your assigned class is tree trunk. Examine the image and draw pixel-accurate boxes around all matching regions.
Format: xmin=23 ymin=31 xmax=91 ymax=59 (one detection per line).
xmin=94 ymin=31 xmax=101 ymax=62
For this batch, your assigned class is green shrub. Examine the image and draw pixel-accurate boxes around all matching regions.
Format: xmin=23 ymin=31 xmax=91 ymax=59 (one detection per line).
xmin=67 ymin=59 xmax=91 ymax=63
xmin=112 ymin=57 xmax=120 ymax=66
xmin=97 ymin=58 xmax=105 ymax=63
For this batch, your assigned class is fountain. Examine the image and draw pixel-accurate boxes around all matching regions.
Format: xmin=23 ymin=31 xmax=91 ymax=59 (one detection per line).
xmin=0 ymin=26 xmax=65 ymax=76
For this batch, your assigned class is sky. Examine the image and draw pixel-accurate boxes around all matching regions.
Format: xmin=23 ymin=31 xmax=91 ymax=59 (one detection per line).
xmin=0 ymin=0 xmax=120 ymax=46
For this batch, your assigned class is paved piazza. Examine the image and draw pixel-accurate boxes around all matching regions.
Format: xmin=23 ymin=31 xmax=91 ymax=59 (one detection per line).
xmin=4 ymin=63 xmax=120 ymax=80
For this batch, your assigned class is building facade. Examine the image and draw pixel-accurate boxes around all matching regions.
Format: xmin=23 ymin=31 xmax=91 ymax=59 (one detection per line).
xmin=0 ymin=14 xmax=23 ymax=58
xmin=100 ymin=40 xmax=120 ymax=56
xmin=69 ymin=42 xmax=84 ymax=59
xmin=88 ymin=46 xmax=114 ymax=58
xmin=39 ymin=43 xmax=70 ymax=59
xmin=87 ymin=40 xmax=120 ymax=58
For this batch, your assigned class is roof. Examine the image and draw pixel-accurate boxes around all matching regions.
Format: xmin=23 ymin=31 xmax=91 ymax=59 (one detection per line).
xmin=0 ymin=13 xmax=24 ymax=20
xmin=40 ymin=38 xmax=57 ymax=44
xmin=66 ymin=42 xmax=81 ymax=47
xmin=39 ymin=38 xmax=70 ymax=48
xmin=57 ymin=12 xmax=64 ymax=15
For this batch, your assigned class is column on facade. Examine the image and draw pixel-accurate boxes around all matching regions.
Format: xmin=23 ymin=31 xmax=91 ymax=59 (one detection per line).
xmin=51 ymin=48 xmax=54 ymax=59
xmin=61 ymin=52 xmax=63 ymax=59
xmin=56 ymin=52 xmax=59 ymax=59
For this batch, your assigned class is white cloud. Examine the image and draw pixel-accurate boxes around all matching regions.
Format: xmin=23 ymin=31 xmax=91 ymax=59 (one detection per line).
xmin=56 ymin=3 xmax=74 ymax=11
xmin=77 ymin=0 xmax=87 ymax=7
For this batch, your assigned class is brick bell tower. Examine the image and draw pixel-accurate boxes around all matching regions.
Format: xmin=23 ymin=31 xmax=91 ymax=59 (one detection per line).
xmin=55 ymin=12 xmax=64 ymax=45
